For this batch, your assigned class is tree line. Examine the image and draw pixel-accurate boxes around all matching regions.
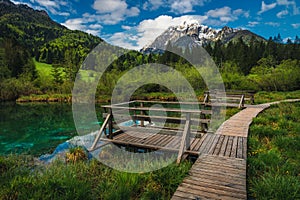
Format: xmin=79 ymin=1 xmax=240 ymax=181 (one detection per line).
xmin=0 ymin=35 xmax=300 ymax=101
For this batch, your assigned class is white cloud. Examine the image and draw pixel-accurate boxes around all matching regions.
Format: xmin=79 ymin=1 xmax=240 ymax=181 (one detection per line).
xmin=136 ymin=15 xmax=207 ymax=48
xmin=92 ymin=0 xmax=140 ymax=25
xmin=61 ymin=18 xmax=102 ymax=35
xmin=292 ymin=23 xmax=300 ymax=28
xmin=108 ymin=32 xmax=139 ymax=49
xmin=170 ymin=0 xmax=195 ymax=14
xmin=107 ymin=5 xmax=249 ymax=50
xmin=107 ymin=15 xmax=208 ymax=50
xmin=205 ymin=7 xmax=249 ymax=23
xmin=122 ymin=25 xmax=132 ymax=30
xmin=247 ymin=21 xmax=259 ymax=27
xmin=258 ymin=1 xmax=277 ymax=15
xmin=29 ymin=0 xmax=70 ymax=16
xmin=276 ymin=0 xmax=300 ymax=15
xmin=142 ymin=0 xmax=209 ymax=14
xmin=276 ymin=10 xmax=289 ymax=17
xmin=143 ymin=0 xmax=164 ymax=11
xmin=265 ymin=22 xmax=280 ymax=27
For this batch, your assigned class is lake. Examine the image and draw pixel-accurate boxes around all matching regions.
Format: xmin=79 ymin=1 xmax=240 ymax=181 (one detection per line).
xmin=0 ymin=102 xmax=103 ymax=156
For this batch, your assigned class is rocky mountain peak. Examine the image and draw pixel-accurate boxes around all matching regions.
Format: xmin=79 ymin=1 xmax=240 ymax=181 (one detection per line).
xmin=141 ymin=22 xmax=263 ymax=53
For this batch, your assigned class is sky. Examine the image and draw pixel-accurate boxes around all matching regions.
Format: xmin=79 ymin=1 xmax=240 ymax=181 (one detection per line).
xmin=11 ymin=0 xmax=300 ymax=50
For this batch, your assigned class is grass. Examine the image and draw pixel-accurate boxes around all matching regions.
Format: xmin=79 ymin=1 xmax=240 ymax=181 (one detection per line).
xmin=254 ymin=90 xmax=300 ymax=104
xmin=34 ymin=59 xmax=53 ymax=82
xmin=0 ymin=154 xmax=192 ymax=199
xmin=247 ymin=102 xmax=300 ymax=200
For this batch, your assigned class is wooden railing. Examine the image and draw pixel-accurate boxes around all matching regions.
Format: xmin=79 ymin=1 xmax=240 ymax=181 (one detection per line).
xmin=203 ymin=90 xmax=255 ymax=108
xmin=90 ymin=100 xmax=212 ymax=162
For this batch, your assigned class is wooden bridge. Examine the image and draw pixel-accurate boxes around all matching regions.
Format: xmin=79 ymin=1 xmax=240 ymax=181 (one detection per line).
xmin=89 ymin=100 xmax=215 ymax=163
xmin=88 ymin=92 xmax=269 ymax=199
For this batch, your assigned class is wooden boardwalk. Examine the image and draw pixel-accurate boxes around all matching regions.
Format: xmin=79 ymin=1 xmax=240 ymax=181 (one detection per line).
xmin=89 ymin=99 xmax=300 ymax=199
xmin=172 ymin=105 xmax=270 ymax=200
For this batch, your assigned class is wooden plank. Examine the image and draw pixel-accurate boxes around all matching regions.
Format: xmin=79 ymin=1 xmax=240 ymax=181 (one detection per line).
xmin=237 ymin=137 xmax=243 ymax=159
xmin=197 ymin=160 xmax=245 ymax=170
xmin=189 ymin=138 xmax=199 ymax=150
xmin=189 ymin=171 xmax=245 ymax=184
xmin=201 ymin=134 xmax=219 ymax=154
xmin=212 ymin=135 xmax=225 ymax=155
xmin=230 ymin=136 xmax=239 ymax=158
xmin=242 ymin=137 xmax=247 ymax=159
xmin=172 ymin=190 xmax=205 ymax=200
xmin=143 ymin=134 xmax=162 ymax=145
xmin=182 ymin=179 xmax=247 ymax=198
xmin=193 ymin=134 xmax=208 ymax=151
xmin=207 ymin=134 xmax=221 ymax=154
xmin=104 ymin=105 xmax=212 ymax=114
xmin=190 ymin=168 xmax=245 ymax=179
xmin=176 ymin=185 xmax=244 ymax=200
xmin=186 ymin=176 xmax=245 ymax=190
xmin=219 ymin=135 xmax=229 ymax=156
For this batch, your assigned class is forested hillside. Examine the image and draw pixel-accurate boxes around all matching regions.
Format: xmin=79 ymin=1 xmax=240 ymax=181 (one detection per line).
xmin=0 ymin=0 xmax=102 ymax=100
xmin=0 ymin=0 xmax=299 ymax=102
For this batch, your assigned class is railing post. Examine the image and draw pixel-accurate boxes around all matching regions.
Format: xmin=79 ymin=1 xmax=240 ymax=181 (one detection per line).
xmin=108 ymin=108 xmax=113 ymax=139
xmin=239 ymin=94 xmax=245 ymax=109
xmin=90 ymin=112 xmax=111 ymax=151
xmin=140 ymin=102 xmax=144 ymax=127
xmin=177 ymin=112 xmax=191 ymax=164
xmin=185 ymin=113 xmax=191 ymax=150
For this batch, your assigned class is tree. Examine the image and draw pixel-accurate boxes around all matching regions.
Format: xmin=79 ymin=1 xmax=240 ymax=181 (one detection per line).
xmin=51 ymin=64 xmax=64 ymax=86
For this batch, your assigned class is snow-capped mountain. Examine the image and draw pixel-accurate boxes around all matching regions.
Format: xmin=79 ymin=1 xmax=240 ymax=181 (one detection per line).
xmin=141 ymin=21 xmax=265 ymax=53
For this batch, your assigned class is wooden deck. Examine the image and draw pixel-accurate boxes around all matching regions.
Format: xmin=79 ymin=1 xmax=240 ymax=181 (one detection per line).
xmin=90 ymin=99 xmax=300 ymax=199
xmin=172 ymin=105 xmax=270 ymax=200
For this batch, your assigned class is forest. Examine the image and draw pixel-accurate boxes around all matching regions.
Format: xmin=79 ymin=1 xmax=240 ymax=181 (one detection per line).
xmin=0 ymin=34 xmax=300 ymax=101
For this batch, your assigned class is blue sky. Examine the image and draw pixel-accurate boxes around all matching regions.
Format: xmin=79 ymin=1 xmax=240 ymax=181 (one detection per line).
xmin=11 ymin=0 xmax=300 ymax=49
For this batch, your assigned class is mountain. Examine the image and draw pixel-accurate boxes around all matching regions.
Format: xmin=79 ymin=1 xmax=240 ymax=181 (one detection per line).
xmin=141 ymin=21 xmax=266 ymax=53
xmin=0 ymin=0 xmax=102 ymax=64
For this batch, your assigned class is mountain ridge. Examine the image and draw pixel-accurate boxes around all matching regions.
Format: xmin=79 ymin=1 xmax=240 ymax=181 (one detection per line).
xmin=141 ymin=21 xmax=266 ymax=53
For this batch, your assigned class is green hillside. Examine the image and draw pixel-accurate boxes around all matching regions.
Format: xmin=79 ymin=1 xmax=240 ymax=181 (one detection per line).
xmin=0 ymin=0 xmax=102 ymax=65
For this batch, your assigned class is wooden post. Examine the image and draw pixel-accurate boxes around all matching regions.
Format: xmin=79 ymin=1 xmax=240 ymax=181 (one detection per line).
xmin=203 ymin=92 xmax=209 ymax=104
xmin=250 ymin=94 xmax=255 ymax=104
xmin=177 ymin=113 xmax=191 ymax=164
xmin=90 ymin=113 xmax=111 ymax=151
xmin=140 ymin=102 xmax=144 ymax=127
xmin=108 ymin=108 xmax=113 ymax=139
xmin=239 ymin=94 xmax=245 ymax=109
xmin=185 ymin=113 xmax=191 ymax=150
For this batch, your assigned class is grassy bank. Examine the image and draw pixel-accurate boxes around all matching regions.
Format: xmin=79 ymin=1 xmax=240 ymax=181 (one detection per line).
xmin=247 ymin=102 xmax=300 ymax=199
xmin=0 ymin=154 xmax=191 ymax=199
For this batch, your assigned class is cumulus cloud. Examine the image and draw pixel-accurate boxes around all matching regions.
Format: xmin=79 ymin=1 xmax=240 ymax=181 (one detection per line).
xmin=29 ymin=0 xmax=70 ymax=16
xmin=205 ymin=6 xmax=249 ymax=24
xmin=92 ymin=0 xmax=140 ymax=25
xmin=107 ymin=5 xmax=250 ymax=50
xmin=276 ymin=10 xmax=289 ymax=17
xmin=142 ymin=0 xmax=209 ymax=14
xmin=107 ymin=32 xmax=139 ymax=49
xmin=265 ymin=22 xmax=280 ymax=27
xmin=247 ymin=21 xmax=259 ymax=27
xmin=61 ymin=18 xmax=102 ymax=36
xmin=170 ymin=0 xmax=209 ymax=14
xmin=106 ymin=15 xmax=207 ymax=50
xmin=258 ymin=1 xmax=277 ymax=15
xmin=143 ymin=0 xmax=164 ymax=11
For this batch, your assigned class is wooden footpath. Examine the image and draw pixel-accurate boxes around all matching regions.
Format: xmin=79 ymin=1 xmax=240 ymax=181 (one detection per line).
xmin=172 ymin=105 xmax=270 ymax=200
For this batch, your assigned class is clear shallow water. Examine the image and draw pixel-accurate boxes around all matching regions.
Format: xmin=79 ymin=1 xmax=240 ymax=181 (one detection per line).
xmin=0 ymin=102 xmax=103 ymax=156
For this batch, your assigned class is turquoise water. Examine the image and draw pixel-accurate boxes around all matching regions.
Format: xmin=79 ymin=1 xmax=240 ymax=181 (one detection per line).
xmin=0 ymin=102 xmax=103 ymax=156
